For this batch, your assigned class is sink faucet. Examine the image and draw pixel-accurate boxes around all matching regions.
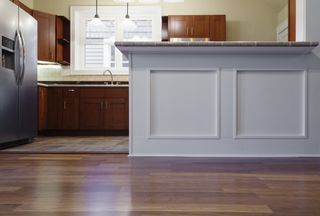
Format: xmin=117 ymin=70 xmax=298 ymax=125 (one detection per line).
xmin=103 ymin=69 xmax=114 ymax=85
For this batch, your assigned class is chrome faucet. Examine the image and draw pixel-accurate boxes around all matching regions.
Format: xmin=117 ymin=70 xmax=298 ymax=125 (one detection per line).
xmin=103 ymin=69 xmax=114 ymax=85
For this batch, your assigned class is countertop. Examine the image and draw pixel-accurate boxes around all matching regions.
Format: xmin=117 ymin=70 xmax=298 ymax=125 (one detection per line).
xmin=38 ymin=81 xmax=129 ymax=88
xmin=115 ymin=41 xmax=319 ymax=47
xmin=115 ymin=41 xmax=319 ymax=56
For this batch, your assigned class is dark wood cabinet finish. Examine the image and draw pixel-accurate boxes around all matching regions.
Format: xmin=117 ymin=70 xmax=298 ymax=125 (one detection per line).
xmin=33 ymin=10 xmax=56 ymax=62
xmin=168 ymin=15 xmax=226 ymax=41
xmin=38 ymin=87 xmax=129 ymax=132
xmin=289 ymin=0 xmax=296 ymax=42
xmin=192 ymin=16 xmax=210 ymax=38
xmin=209 ymin=15 xmax=226 ymax=41
xmin=104 ymin=98 xmax=128 ymax=130
xmin=47 ymin=88 xmax=63 ymax=130
xmin=168 ymin=16 xmax=193 ymax=38
xmin=62 ymin=88 xmax=79 ymax=130
xmin=38 ymin=86 xmax=48 ymax=131
xmin=79 ymin=98 xmax=104 ymax=130
xmin=104 ymin=88 xmax=129 ymax=130
xmin=79 ymin=89 xmax=105 ymax=130
xmin=33 ymin=11 xmax=70 ymax=64
xmin=56 ymin=16 xmax=70 ymax=65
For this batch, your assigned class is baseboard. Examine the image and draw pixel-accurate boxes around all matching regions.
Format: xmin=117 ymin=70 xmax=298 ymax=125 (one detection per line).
xmin=128 ymin=154 xmax=320 ymax=158
xmin=39 ymin=130 xmax=129 ymax=137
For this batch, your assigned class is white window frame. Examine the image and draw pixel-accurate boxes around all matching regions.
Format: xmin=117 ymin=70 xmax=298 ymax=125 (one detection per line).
xmin=70 ymin=6 xmax=162 ymax=75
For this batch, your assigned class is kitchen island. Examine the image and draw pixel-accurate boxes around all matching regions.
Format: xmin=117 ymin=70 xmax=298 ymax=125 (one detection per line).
xmin=115 ymin=41 xmax=320 ymax=157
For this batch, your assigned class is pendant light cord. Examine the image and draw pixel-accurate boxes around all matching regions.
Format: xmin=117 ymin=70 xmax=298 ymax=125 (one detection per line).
xmin=127 ymin=2 xmax=129 ymax=16
xmin=96 ymin=0 xmax=98 ymax=16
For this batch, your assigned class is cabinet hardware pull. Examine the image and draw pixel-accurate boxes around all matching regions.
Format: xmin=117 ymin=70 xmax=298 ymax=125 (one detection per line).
xmin=68 ymin=89 xmax=75 ymax=92
xmin=63 ymin=101 xmax=67 ymax=110
xmin=101 ymin=101 xmax=104 ymax=110
xmin=191 ymin=27 xmax=194 ymax=36
xmin=187 ymin=27 xmax=189 ymax=36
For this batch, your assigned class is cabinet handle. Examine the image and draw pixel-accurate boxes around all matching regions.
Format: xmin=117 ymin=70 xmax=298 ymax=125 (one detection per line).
xmin=187 ymin=27 xmax=189 ymax=36
xmin=105 ymin=100 xmax=108 ymax=110
xmin=101 ymin=101 xmax=104 ymax=110
xmin=191 ymin=27 xmax=194 ymax=36
xmin=68 ymin=89 xmax=75 ymax=92
xmin=63 ymin=100 xmax=67 ymax=110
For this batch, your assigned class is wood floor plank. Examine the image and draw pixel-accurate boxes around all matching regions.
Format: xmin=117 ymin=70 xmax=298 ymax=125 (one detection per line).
xmin=0 ymin=154 xmax=320 ymax=215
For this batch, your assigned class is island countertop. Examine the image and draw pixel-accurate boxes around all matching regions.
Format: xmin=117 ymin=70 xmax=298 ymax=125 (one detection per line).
xmin=115 ymin=41 xmax=319 ymax=55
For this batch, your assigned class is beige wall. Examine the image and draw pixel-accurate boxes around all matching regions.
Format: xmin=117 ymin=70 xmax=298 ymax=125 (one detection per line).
xmin=278 ymin=4 xmax=288 ymax=25
xmin=20 ymin=0 xmax=33 ymax=9
xmin=33 ymin=0 xmax=284 ymax=41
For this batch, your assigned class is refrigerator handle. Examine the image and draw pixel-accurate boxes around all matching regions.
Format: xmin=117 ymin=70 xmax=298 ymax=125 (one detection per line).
xmin=18 ymin=30 xmax=26 ymax=85
xmin=14 ymin=32 xmax=21 ymax=85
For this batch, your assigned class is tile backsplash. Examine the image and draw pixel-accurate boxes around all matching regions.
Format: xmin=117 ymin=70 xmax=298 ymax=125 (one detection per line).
xmin=37 ymin=65 xmax=129 ymax=82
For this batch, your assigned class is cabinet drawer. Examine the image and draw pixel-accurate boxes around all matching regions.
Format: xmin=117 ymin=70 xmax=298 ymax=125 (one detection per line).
xmin=80 ymin=88 xmax=104 ymax=98
xmin=63 ymin=88 xmax=79 ymax=98
xmin=105 ymin=88 xmax=129 ymax=98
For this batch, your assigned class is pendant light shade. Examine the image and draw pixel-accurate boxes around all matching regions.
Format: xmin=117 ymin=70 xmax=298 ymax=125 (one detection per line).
xmin=121 ymin=2 xmax=137 ymax=31
xmin=88 ymin=0 xmax=105 ymax=28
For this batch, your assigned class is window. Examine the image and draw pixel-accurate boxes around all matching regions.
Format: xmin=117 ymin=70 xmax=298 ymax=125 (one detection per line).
xmin=71 ymin=6 xmax=161 ymax=74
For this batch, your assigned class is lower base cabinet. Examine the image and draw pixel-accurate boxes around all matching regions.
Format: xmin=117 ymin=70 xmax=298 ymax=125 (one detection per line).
xmin=38 ymin=87 xmax=129 ymax=132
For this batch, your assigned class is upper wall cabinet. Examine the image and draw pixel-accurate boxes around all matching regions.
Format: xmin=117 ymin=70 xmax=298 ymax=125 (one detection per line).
xmin=56 ymin=16 xmax=70 ymax=65
xmin=33 ymin=11 xmax=70 ymax=64
xmin=33 ymin=10 xmax=56 ymax=62
xmin=167 ymin=15 xmax=226 ymax=41
xmin=209 ymin=15 xmax=226 ymax=41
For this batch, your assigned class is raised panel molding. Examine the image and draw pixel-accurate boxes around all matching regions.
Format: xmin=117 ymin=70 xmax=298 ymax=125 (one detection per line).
xmin=147 ymin=69 xmax=221 ymax=140
xmin=233 ymin=69 xmax=308 ymax=139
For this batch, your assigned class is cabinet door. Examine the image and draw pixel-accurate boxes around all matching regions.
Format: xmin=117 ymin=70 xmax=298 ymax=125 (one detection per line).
xmin=192 ymin=16 xmax=210 ymax=38
xmin=79 ymin=98 xmax=104 ymax=130
xmin=209 ymin=15 xmax=226 ymax=41
xmin=38 ymin=86 xmax=47 ymax=131
xmin=168 ymin=16 xmax=192 ymax=38
xmin=33 ymin=10 xmax=56 ymax=62
xmin=62 ymin=88 xmax=79 ymax=130
xmin=104 ymin=98 xmax=129 ymax=130
xmin=47 ymin=88 xmax=63 ymax=130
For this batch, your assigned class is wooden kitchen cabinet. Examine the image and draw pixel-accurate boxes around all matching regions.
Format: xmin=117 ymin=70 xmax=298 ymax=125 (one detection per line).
xmin=167 ymin=15 xmax=226 ymax=41
xmin=79 ymin=88 xmax=105 ymax=130
xmin=38 ymin=86 xmax=48 ymax=131
xmin=33 ymin=10 xmax=56 ymax=62
xmin=79 ymin=88 xmax=129 ymax=130
xmin=47 ymin=88 xmax=63 ymax=130
xmin=38 ymin=87 xmax=129 ymax=132
xmin=209 ymin=15 xmax=226 ymax=41
xmin=168 ymin=15 xmax=210 ymax=38
xmin=168 ymin=16 xmax=193 ymax=38
xmin=104 ymin=88 xmax=129 ymax=130
xmin=56 ymin=16 xmax=70 ymax=65
xmin=192 ymin=16 xmax=210 ymax=38
xmin=33 ymin=11 xmax=70 ymax=64
xmin=62 ymin=88 xmax=79 ymax=130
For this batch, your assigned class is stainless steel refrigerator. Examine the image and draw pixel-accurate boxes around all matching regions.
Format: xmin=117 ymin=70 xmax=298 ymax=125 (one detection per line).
xmin=0 ymin=0 xmax=37 ymax=148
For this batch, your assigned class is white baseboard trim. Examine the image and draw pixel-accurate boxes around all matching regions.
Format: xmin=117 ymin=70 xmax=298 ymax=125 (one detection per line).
xmin=128 ymin=154 xmax=320 ymax=158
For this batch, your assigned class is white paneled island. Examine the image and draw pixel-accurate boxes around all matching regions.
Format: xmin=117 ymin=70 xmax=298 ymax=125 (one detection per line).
xmin=115 ymin=41 xmax=320 ymax=157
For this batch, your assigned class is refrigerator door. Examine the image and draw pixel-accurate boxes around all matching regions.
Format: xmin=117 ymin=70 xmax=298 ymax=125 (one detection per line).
xmin=18 ymin=8 xmax=38 ymax=140
xmin=0 ymin=0 xmax=20 ymax=144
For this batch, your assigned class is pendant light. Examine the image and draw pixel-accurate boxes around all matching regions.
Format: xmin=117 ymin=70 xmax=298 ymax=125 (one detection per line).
xmin=121 ymin=2 xmax=137 ymax=31
xmin=88 ymin=0 xmax=105 ymax=28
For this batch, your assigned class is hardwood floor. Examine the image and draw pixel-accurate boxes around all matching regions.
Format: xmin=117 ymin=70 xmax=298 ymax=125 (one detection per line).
xmin=0 ymin=154 xmax=319 ymax=215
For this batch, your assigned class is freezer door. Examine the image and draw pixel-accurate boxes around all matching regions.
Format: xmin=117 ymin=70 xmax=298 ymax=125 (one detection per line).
xmin=18 ymin=8 xmax=38 ymax=140
xmin=0 ymin=0 xmax=20 ymax=144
